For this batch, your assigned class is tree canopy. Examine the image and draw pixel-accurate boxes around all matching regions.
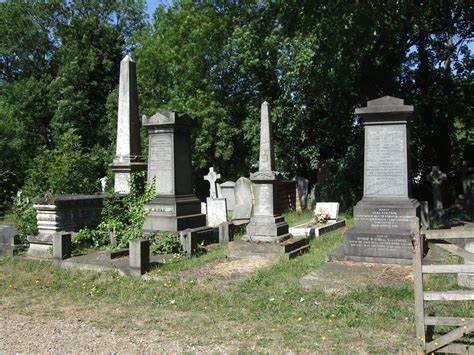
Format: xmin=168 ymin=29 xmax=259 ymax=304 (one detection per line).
xmin=0 ymin=0 xmax=472 ymax=209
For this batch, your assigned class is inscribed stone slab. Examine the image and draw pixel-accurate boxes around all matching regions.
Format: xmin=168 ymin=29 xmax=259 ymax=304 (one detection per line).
xmin=364 ymin=125 xmax=407 ymax=197
xmin=207 ymin=198 xmax=227 ymax=227
xmin=233 ymin=177 xmax=253 ymax=220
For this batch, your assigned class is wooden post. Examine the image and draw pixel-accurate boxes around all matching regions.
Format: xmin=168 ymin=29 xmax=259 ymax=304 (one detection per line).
xmin=412 ymin=217 xmax=425 ymax=353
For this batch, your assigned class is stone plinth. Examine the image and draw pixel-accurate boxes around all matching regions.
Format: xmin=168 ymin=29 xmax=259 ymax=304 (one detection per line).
xmin=28 ymin=194 xmax=104 ymax=258
xmin=142 ymin=111 xmax=206 ymax=233
xmin=338 ymin=96 xmax=419 ymax=264
xmin=110 ymin=55 xmax=146 ymax=194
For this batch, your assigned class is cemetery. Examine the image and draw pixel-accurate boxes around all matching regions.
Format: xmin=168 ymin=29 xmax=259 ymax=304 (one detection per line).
xmin=0 ymin=1 xmax=473 ymax=353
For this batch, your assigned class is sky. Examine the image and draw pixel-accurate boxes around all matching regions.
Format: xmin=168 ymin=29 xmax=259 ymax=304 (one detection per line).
xmin=146 ymin=0 xmax=172 ymax=19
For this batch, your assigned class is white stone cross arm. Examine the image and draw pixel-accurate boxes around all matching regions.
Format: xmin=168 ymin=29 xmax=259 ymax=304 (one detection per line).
xmin=204 ymin=167 xmax=221 ymax=198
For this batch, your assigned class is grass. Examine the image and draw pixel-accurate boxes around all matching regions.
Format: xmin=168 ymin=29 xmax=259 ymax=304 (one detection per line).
xmin=283 ymin=209 xmax=313 ymax=227
xmin=0 ymin=212 xmax=471 ymax=352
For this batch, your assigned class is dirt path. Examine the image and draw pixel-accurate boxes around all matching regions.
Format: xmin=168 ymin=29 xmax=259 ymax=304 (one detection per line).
xmin=0 ymin=309 xmax=242 ymax=353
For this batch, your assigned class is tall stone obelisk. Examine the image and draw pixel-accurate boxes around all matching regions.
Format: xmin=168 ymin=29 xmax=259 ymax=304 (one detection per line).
xmin=243 ymin=102 xmax=290 ymax=243
xmin=110 ymin=55 xmax=146 ymax=194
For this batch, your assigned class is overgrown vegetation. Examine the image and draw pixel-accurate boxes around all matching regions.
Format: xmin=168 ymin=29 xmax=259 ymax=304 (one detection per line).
xmin=73 ymin=172 xmax=155 ymax=250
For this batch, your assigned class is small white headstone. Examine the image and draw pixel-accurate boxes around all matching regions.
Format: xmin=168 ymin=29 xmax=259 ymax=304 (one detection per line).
xmin=207 ymin=198 xmax=227 ymax=227
xmin=201 ymin=202 xmax=207 ymax=215
xmin=315 ymin=202 xmax=339 ymax=220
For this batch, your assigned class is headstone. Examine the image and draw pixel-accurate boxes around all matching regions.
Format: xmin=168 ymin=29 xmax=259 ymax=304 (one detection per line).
xmin=219 ymin=181 xmax=236 ymax=212
xmin=53 ymin=233 xmax=71 ymax=260
xmin=315 ymin=202 xmax=339 ymax=220
xmin=206 ymin=197 xmax=227 ymax=227
xmin=309 ymin=186 xmax=317 ymax=210
xmin=0 ymin=224 xmax=19 ymax=256
xmin=340 ymin=96 xmax=420 ymax=264
xmin=232 ymin=177 xmax=253 ymax=224
xmin=419 ymin=201 xmax=430 ymax=229
xmin=462 ymin=161 xmax=474 ymax=219
xmin=110 ymin=55 xmax=146 ymax=194
xmin=204 ymin=167 xmax=221 ymax=199
xmin=426 ymin=166 xmax=447 ymax=218
xmin=218 ymin=222 xmax=231 ymax=245
xmin=129 ymin=239 xmax=150 ymax=277
xmin=294 ymin=176 xmax=309 ymax=209
xmin=141 ymin=111 xmax=206 ymax=232
xmin=242 ymin=102 xmax=290 ymax=243
xmin=28 ymin=195 xmax=104 ymax=258
xmin=100 ymin=176 xmax=107 ymax=193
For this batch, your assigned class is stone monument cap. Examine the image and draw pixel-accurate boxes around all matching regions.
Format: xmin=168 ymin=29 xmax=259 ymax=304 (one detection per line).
xmin=121 ymin=54 xmax=134 ymax=63
xmin=142 ymin=111 xmax=196 ymax=129
xmin=355 ymin=96 xmax=414 ymax=119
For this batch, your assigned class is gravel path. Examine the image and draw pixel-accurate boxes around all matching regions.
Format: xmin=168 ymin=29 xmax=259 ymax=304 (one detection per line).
xmin=0 ymin=310 xmax=241 ymax=353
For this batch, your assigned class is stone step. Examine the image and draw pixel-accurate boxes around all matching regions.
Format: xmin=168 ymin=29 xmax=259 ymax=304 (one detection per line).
xmin=227 ymin=237 xmax=309 ymax=260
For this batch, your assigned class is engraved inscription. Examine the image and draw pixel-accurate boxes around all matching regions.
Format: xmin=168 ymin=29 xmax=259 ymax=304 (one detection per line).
xmin=146 ymin=205 xmax=175 ymax=216
xmin=365 ymin=125 xmax=407 ymax=196
xmin=254 ymin=184 xmax=273 ymax=216
xmin=347 ymin=235 xmax=411 ymax=251
xmin=148 ymin=134 xmax=174 ymax=194
xmin=355 ymin=208 xmax=411 ymax=229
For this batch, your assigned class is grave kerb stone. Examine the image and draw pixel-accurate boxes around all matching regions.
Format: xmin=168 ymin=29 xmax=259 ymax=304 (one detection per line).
xmin=129 ymin=239 xmax=150 ymax=277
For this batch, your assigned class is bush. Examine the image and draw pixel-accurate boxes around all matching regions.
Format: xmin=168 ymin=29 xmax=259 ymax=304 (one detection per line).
xmin=149 ymin=233 xmax=183 ymax=255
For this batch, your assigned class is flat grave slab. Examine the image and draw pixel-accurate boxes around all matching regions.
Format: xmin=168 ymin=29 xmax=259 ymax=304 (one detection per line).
xmin=289 ymin=219 xmax=345 ymax=238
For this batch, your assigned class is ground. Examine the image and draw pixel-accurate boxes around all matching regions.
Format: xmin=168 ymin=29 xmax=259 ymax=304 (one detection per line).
xmin=0 ymin=216 xmax=472 ymax=352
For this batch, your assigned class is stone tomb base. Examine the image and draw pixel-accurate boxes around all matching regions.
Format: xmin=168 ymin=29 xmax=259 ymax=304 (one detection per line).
xmin=331 ymin=198 xmax=419 ymax=264
xmin=143 ymin=194 xmax=206 ymax=233
xmin=227 ymin=237 xmax=309 ymax=260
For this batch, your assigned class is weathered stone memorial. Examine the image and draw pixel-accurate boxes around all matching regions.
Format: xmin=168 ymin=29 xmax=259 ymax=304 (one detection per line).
xmin=141 ymin=111 xmax=206 ymax=232
xmin=204 ymin=167 xmax=228 ymax=227
xmin=334 ymin=96 xmax=420 ymax=264
xmin=110 ymin=55 xmax=146 ymax=194
xmin=28 ymin=195 xmax=104 ymax=258
xmin=427 ymin=166 xmax=447 ymax=218
xmin=232 ymin=177 xmax=253 ymax=225
xmin=294 ymin=176 xmax=309 ymax=210
xmin=219 ymin=181 xmax=236 ymax=212
xmin=289 ymin=202 xmax=345 ymax=238
xmin=228 ymin=102 xmax=309 ymax=259
xmin=0 ymin=224 xmax=20 ymax=256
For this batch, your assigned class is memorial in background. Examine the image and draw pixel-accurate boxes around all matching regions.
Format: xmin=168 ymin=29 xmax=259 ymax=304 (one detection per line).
xmin=110 ymin=55 xmax=146 ymax=193
xmin=336 ymin=96 xmax=420 ymax=264
xmin=141 ymin=111 xmax=206 ymax=232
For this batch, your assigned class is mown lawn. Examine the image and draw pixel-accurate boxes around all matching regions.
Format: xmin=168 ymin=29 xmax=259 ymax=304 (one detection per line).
xmin=0 ymin=213 xmax=471 ymax=352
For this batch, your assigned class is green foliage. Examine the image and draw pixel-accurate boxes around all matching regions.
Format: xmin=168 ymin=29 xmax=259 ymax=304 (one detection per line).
xmin=22 ymin=128 xmax=100 ymax=198
xmin=149 ymin=233 xmax=183 ymax=255
xmin=73 ymin=172 xmax=155 ymax=250
xmin=12 ymin=194 xmax=37 ymax=243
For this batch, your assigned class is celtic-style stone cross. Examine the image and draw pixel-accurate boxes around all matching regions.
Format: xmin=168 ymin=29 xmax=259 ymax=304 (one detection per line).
xmin=204 ymin=167 xmax=221 ymax=198
xmin=427 ymin=166 xmax=447 ymax=214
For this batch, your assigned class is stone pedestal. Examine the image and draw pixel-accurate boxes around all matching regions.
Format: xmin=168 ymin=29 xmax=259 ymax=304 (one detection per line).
xmin=228 ymin=102 xmax=308 ymax=259
xmin=142 ymin=112 xmax=206 ymax=233
xmin=338 ymin=96 xmax=419 ymax=264
xmin=27 ymin=195 xmax=104 ymax=258
xmin=110 ymin=55 xmax=146 ymax=194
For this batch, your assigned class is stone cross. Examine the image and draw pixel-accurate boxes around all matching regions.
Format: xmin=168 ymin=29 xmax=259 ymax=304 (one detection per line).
xmin=427 ymin=166 xmax=447 ymax=215
xmin=204 ymin=167 xmax=221 ymax=198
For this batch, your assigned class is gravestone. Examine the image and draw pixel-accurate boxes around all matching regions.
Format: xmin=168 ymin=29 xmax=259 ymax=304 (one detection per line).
xmin=129 ymin=239 xmax=150 ymax=277
xmin=110 ymin=55 xmax=146 ymax=194
xmin=462 ymin=161 xmax=474 ymax=219
xmin=338 ymin=96 xmax=420 ymax=264
xmin=0 ymin=224 xmax=20 ymax=256
xmin=53 ymin=233 xmax=71 ymax=260
xmin=427 ymin=166 xmax=447 ymax=218
xmin=242 ymin=102 xmax=290 ymax=243
xmin=28 ymin=195 xmax=104 ymax=258
xmin=232 ymin=177 xmax=253 ymax=224
xmin=219 ymin=181 xmax=236 ymax=212
xmin=141 ymin=111 xmax=206 ymax=232
xmin=315 ymin=202 xmax=339 ymax=220
xmin=204 ymin=167 xmax=221 ymax=199
xmin=294 ymin=176 xmax=309 ymax=209
xmin=206 ymin=197 xmax=227 ymax=227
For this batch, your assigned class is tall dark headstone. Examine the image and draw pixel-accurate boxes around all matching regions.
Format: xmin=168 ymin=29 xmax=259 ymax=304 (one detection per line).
xmin=110 ymin=56 xmax=146 ymax=193
xmin=141 ymin=112 xmax=206 ymax=232
xmin=341 ymin=96 xmax=420 ymax=264
xmin=427 ymin=166 xmax=447 ymax=218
